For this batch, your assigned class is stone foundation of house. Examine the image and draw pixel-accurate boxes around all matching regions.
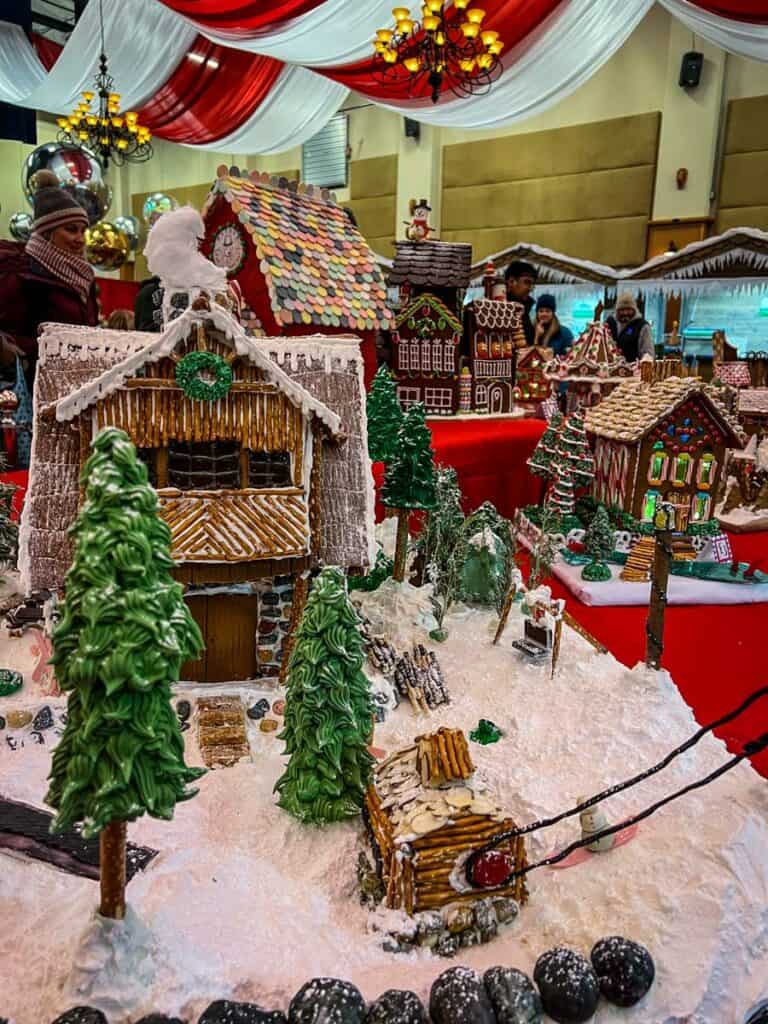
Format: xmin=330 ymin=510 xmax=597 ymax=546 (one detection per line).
xmin=380 ymin=897 xmax=520 ymax=957
xmin=255 ymin=574 xmax=295 ymax=679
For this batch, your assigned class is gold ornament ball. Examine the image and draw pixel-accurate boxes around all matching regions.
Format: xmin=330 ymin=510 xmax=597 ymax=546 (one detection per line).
xmin=84 ymin=221 xmax=128 ymax=271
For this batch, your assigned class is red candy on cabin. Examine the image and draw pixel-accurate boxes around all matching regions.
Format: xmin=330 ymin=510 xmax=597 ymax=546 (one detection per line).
xmin=470 ymin=849 xmax=513 ymax=888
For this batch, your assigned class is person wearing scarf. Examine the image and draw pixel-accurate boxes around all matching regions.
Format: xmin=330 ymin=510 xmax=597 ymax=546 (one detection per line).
xmin=0 ymin=169 xmax=98 ymax=385
xmin=533 ymin=293 xmax=574 ymax=357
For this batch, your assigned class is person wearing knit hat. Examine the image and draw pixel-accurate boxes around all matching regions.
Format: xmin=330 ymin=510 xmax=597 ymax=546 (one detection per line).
xmin=0 ymin=169 xmax=98 ymax=385
xmin=534 ymin=292 xmax=574 ymax=357
xmin=606 ymin=291 xmax=655 ymax=362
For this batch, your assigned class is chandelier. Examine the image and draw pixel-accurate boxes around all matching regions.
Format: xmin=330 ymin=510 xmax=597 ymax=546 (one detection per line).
xmin=56 ymin=0 xmax=152 ymax=169
xmin=372 ymin=2 xmax=504 ymax=104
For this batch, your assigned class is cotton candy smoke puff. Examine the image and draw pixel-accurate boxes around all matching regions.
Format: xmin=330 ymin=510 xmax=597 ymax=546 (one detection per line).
xmin=144 ymin=205 xmax=228 ymax=295
xmin=591 ymin=936 xmax=655 ymax=1007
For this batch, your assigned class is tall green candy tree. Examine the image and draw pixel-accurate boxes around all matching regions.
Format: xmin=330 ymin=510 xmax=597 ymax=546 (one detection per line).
xmin=382 ymin=402 xmax=437 ymax=582
xmin=275 ymin=567 xmax=374 ymax=825
xmin=366 ymin=365 xmax=404 ymax=464
xmin=555 ymin=410 xmax=595 ymax=489
xmin=46 ymin=427 xmax=205 ymax=920
xmin=527 ymin=411 xmax=563 ymax=481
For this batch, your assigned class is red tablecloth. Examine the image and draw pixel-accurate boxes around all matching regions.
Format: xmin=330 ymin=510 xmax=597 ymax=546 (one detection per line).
xmin=373 ymin=416 xmax=546 ymax=520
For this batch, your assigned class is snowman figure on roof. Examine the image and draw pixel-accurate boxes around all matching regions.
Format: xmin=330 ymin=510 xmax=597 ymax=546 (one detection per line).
xmin=405 ymin=198 xmax=436 ymax=242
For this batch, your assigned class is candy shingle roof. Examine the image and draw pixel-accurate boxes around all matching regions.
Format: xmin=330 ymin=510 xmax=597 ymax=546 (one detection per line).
xmin=469 ymin=297 xmax=525 ymax=331
xmin=389 ymin=240 xmax=472 ymax=288
xmin=585 ymin=377 xmax=747 ymax=446
xmin=205 ymin=171 xmax=391 ymax=332
xmin=546 ymin=321 xmax=631 ymax=382
xmin=739 ymin=388 xmax=768 ymax=415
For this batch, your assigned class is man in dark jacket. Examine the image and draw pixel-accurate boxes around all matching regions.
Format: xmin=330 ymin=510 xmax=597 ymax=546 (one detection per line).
xmin=504 ymin=259 xmax=537 ymax=344
xmin=606 ymin=291 xmax=654 ymax=362
xmin=0 ymin=171 xmax=98 ymax=383
xmin=134 ymin=275 xmax=164 ymax=332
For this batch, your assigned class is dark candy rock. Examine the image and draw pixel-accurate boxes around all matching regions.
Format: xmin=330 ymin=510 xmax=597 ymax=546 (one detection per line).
xmin=32 ymin=705 xmax=54 ymax=731
xmin=0 ymin=715 xmax=5 ymax=729
xmin=430 ymin=966 xmax=496 ymax=1024
xmin=484 ymin=966 xmax=543 ymax=1023
xmin=364 ymin=990 xmax=428 ymax=1024
xmin=289 ymin=979 xmax=366 ymax=1024
xmin=247 ymin=699 xmax=271 ymax=721
xmin=199 ymin=1001 xmax=287 ymax=1023
xmin=176 ymin=699 xmax=192 ymax=722
xmin=134 ymin=1016 xmax=187 ymax=1024
xmin=591 ymin=936 xmax=655 ymax=1007
xmin=533 ymin=948 xmax=599 ymax=1024
xmin=51 ymin=1009 xmax=109 ymax=1024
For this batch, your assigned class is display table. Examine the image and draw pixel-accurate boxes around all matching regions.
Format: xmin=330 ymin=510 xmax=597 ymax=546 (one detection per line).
xmin=373 ymin=415 xmax=546 ymax=520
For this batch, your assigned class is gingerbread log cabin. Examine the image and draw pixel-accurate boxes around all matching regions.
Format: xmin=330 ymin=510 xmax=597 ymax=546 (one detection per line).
xmin=20 ymin=307 xmax=374 ymax=684
xmin=365 ymin=727 xmax=528 ymax=916
xmin=202 ymin=168 xmax=392 ymax=387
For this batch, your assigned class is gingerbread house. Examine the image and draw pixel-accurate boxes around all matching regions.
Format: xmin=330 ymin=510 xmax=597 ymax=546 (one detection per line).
xmin=393 ymin=293 xmax=462 ymax=415
xmin=584 ymin=376 xmax=746 ymax=531
xmin=461 ymin=298 xmax=526 ymax=414
xmin=513 ymin=345 xmax=554 ymax=413
xmin=202 ymin=169 xmax=391 ymax=387
xmin=20 ymin=307 xmax=374 ymax=684
xmin=546 ymin=321 xmax=634 ymax=412
xmin=738 ymin=388 xmax=768 ymax=439
xmin=365 ymin=727 xmax=528 ymax=917
xmin=388 ymin=240 xmax=472 ymax=414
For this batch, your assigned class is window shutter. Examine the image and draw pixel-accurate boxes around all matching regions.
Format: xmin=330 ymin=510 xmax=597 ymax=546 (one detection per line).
xmin=302 ymin=112 xmax=348 ymax=189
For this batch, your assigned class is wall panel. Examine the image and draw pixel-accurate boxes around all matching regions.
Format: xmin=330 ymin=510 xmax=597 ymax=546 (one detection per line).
xmin=716 ymin=96 xmax=768 ymax=233
xmin=345 ymin=154 xmax=397 ymax=257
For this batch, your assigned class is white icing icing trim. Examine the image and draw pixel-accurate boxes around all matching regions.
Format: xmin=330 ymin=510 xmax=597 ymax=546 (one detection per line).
xmin=472 ymin=241 xmax=620 ymax=284
xmin=53 ymin=306 xmax=343 ymax=437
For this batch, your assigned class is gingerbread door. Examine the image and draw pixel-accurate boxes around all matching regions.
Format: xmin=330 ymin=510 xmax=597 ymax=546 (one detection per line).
xmin=182 ymin=593 xmax=259 ymax=683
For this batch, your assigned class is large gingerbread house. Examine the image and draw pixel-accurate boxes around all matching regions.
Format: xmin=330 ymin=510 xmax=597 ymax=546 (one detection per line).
xmin=546 ymin=321 xmax=634 ymax=412
xmin=20 ymin=307 xmax=374 ymax=684
xmin=202 ymin=169 xmax=391 ymax=387
xmin=584 ymin=376 xmax=746 ymax=531
xmin=462 ymin=298 xmax=526 ymax=414
xmin=393 ymin=293 xmax=462 ymax=415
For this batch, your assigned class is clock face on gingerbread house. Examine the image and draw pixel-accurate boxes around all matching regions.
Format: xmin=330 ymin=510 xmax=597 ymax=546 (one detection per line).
xmin=211 ymin=223 xmax=246 ymax=275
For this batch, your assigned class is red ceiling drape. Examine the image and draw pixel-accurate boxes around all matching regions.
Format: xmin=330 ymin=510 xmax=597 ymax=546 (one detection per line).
xmin=138 ymin=35 xmax=283 ymax=143
xmin=157 ymin=0 xmax=326 ymax=32
xmin=322 ymin=0 xmax=565 ymax=102
xmin=687 ymin=0 xmax=768 ymax=21
xmin=31 ymin=32 xmax=62 ymax=71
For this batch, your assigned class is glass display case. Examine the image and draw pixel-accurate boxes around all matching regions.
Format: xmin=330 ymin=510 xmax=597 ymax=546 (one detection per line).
xmin=679 ymin=288 xmax=768 ymax=359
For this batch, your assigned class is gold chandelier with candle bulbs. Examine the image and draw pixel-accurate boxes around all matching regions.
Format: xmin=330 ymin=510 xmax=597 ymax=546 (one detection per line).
xmin=372 ymin=2 xmax=504 ymax=104
xmin=55 ymin=0 xmax=152 ymax=169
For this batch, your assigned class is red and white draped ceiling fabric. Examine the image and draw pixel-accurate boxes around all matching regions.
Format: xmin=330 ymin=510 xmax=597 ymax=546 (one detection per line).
xmin=2 ymin=0 xmax=768 ymax=149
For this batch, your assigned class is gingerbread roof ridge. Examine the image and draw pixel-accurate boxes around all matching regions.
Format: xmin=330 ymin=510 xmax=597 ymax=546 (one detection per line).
xmin=214 ymin=164 xmax=338 ymax=207
xmin=52 ymin=306 xmax=342 ymax=436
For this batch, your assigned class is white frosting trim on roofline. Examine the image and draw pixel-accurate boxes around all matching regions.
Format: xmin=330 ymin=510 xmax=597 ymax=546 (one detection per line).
xmin=626 ymin=227 xmax=768 ymax=280
xmin=53 ymin=306 xmax=343 ymax=436
xmin=472 ymin=241 xmax=620 ymax=284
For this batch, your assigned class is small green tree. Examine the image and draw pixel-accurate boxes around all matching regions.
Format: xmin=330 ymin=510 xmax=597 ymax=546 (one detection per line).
xmin=382 ymin=402 xmax=437 ymax=582
xmin=555 ymin=410 xmax=595 ymax=489
xmin=46 ymin=427 xmax=205 ymax=920
xmin=366 ymin=365 xmax=404 ymax=464
xmin=275 ymin=567 xmax=374 ymax=824
xmin=527 ymin=411 xmax=563 ymax=480
xmin=420 ymin=466 xmax=466 ymax=640
xmin=528 ymin=502 xmax=560 ymax=592
xmin=582 ymin=504 xmax=614 ymax=581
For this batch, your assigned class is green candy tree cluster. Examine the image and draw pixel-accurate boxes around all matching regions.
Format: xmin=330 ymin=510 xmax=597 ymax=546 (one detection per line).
xmin=366 ymin=365 xmax=403 ymax=464
xmin=527 ymin=411 xmax=563 ymax=480
xmin=46 ymin=427 xmax=205 ymax=918
xmin=382 ymin=402 xmax=437 ymax=581
xmin=553 ymin=409 xmax=595 ymax=489
xmin=582 ymin=504 xmax=615 ymax=581
xmin=275 ymin=566 xmax=374 ymax=825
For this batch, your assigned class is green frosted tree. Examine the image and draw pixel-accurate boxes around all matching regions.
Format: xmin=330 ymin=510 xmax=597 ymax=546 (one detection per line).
xmin=46 ymin=427 xmax=205 ymax=919
xmin=366 ymin=365 xmax=404 ymax=464
xmin=527 ymin=411 xmax=563 ymax=480
xmin=555 ymin=409 xmax=595 ymax=489
xmin=382 ymin=402 xmax=437 ymax=582
xmin=548 ymin=465 xmax=575 ymax=518
xmin=419 ymin=466 xmax=466 ymax=640
xmin=275 ymin=567 xmax=374 ymax=825
xmin=582 ymin=504 xmax=614 ymax=581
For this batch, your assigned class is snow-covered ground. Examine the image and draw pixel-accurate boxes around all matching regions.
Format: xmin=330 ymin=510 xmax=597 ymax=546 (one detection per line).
xmin=0 ymin=594 xmax=766 ymax=1024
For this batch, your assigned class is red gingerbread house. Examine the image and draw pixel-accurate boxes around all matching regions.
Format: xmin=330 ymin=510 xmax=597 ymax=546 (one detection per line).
xmin=514 ymin=345 xmax=554 ymax=413
xmin=393 ymin=293 xmax=462 ymax=415
xmin=202 ymin=168 xmax=391 ymax=386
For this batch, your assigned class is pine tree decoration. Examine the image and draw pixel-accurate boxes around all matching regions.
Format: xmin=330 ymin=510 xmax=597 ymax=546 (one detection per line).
xmin=45 ymin=428 xmax=205 ymax=919
xmin=382 ymin=402 xmax=437 ymax=582
xmin=548 ymin=465 xmax=576 ymax=518
xmin=528 ymin=502 xmax=560 ymax=592
xmin=556 ymin=409 xmax=595 ymax=488
xmin=274 ymin=567 xmax=374 ymax=825
xmin=366 ymin=365 xmax=404 ymax=464
xmin=582 ymin=504 xmax=615 ymax=581
xmin=527 ymin=411 xmax=563 ymax=480
xmin=420 ymin=466 xmax=466 ymax=640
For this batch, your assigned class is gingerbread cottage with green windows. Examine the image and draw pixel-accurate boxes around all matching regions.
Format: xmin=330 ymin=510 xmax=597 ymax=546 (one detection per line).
xmin=584 ymin=376 xmax=746 ymax=533
xmin=20 ymin=306 xmax=373 ymax=684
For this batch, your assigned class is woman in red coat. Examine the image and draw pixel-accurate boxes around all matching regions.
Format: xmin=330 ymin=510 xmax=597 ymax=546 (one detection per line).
xmin=0 ymin=170 xmax=98 ymax=384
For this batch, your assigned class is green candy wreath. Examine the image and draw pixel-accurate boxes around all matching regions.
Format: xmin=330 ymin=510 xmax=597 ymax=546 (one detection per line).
xmin=175 ymin=350 xmax=233 ymax=402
